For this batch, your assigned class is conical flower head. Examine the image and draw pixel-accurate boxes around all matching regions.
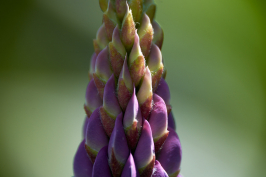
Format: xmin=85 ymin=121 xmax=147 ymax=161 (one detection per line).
xmin=74 ymin=1 xmax=183 ymax=176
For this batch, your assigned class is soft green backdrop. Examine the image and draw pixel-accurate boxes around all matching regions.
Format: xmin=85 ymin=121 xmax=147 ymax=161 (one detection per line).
xmin=0 ymin=0 xmax=265 ymax=176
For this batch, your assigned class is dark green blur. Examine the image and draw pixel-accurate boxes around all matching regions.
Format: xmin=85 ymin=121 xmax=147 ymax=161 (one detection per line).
xmin=0 ymin=0 xmax=265 ymax=176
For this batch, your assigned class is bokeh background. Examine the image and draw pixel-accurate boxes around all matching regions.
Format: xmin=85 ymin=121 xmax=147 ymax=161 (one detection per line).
xmin=1 ymin=0 xmax=265 ymax=176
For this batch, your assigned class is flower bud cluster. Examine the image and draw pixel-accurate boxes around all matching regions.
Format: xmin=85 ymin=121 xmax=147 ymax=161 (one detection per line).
xmin=74 ymin=1 xmax=182 ymax=177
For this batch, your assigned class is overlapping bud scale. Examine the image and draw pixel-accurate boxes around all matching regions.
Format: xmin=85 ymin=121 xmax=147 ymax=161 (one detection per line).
xmin=74 ymin=0 xmax=182 ymax=177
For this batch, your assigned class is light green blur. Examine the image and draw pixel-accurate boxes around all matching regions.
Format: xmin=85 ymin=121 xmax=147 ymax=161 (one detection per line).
xmin=0 ymin=0 xmax=265 ymax=177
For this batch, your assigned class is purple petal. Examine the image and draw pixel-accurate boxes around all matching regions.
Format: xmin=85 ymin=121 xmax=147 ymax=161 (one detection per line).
xmin=94 ymin=47 xmax=112 ymax=83
xmin=168 ymin=111 xmax=176 ymax=130
xmin=108 ymin=113 xmax=130 ymax=177
xmin=92 ymin=146 xmax=112 ymax=177
xmin=73 ymin=139 xmax=93 ymax=177
xmin=89 ymin=53 xmax=97 ymax=79
xmin=155 ymin=78 xmax=170 ymax=106
xmin=134 ymin=120 xmax=155 ymax=176
xmin=157 ymin=128 xmax=182 ymax=177
xmin=85 ymin=108 xmax=109 ymax=163
xmin=121 ymin=153 xmax=138 ymax=177
xmin=152 ymin=20 xmax=164 ymax=49
xmin=151 ymin=160 xmax=168 ymax=177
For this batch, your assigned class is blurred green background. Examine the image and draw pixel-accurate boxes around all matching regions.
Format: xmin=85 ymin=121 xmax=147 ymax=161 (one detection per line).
xmin=0 ymin=0 xmax=265 ymax=176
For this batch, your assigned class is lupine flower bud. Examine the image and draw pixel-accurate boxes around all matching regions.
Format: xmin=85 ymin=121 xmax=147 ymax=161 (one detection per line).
xmin=85 ymin=108 xmax=109 ymax=164
xmin=88 ymin=53 xmax=97 ymax=80
xmin=93 ymin=24 xmax=109 ymax=55
xmin=129 ymin=0 xmax=143 ymax=23
xmin=92 ymin=146 xmax=112 ymax=177
xmin=121 ymin=153 xmax=138 ymax=177
xmin=117 ymin=57 xmax=134 ymax=111
xmin=100 ymin=75 xmax=122 ymax=137
xmin=149 ymin=94 xmax=169 ymax=153
xmin=155 ymin=78 xmax=171 ymax=113
xmin=84 ymin=79 xmax=103 ymax=117
xmin=123 ymin=88 xmax=142 ymax=151
xmin=152 ymin=21 xmax=164 ymax=49
xmin=151 ymin=161 xmax=168 ymax=177
xmin=103 ymin=1 xmax=120 ymax=41
xmin=147 ymin=44 xmax=164 ymax=90
xmin=109 ymin=26 xmax=127 ymax=78
xmin=93 ymin=47 xmax=112 ymax=99
xmin=74 ymin=1 xmax=184 ymax=176
xmin=134 ymin=120 xmax=155 ymax=177
xmin=108 ymin=113 xmax=130 ymax=177
xmin=129 ymin=32 xmax=145 ymax=86
xmin=138 ymin=14 xmax=153 ymax=58
xmin=144 ymin=0 xmax=156 ymax=22
xmin=121 ymin=3 xmax=136 ymax=52
xmin=157 ymin=128 xmax=182 ymax=177
xmin=137 ymin=67 xmax=153 ymax=120
xmin=73 ymin=140 xmax=93 ymax=177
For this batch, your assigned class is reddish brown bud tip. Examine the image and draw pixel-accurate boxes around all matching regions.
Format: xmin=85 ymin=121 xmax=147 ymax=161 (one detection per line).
xmin=116 ymin=0 xmax=127 ymax=21
xmin=103 ymin=1 xmax=120 ymax=41
xmin=152 ymin=21 xmax=164 ymax=49
xmin=138 ymin=14 xmax=153 ymax=58
xmin=121 ymin=3 xmax=136 ymax=52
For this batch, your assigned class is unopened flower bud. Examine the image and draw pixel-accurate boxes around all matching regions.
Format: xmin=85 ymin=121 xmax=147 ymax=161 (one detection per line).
xmin=121 ymin=153 xmax=138 ymax=177
xmin=152 ymin=21 xmax=164 ymax=49
xmin=151 ymin=160 xmax=168 ymax=177
xmin=144 ymin=0 xmax=156 ymax=22
xmin=93 ymin=24 xmax=109 ymax=55
xmin=92 ymin=146 xmax=112 ymax=177
xmin=155 ymin=78 xmax=171 ymax=113
xmin=129 ymin=0 xmax=143 ymax=23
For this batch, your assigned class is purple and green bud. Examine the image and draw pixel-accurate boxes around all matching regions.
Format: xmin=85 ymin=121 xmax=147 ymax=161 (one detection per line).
xmin=147 ymin=44 xmax=164 ymax=90
xmin=129 ymin=32 xmax=145 ymax=86
xmin=151 ymin=160 xmax=168 ymax=177
xmin=93 ymin=47 xmax=112 ymax=99
xmin=117 ymin=57 xmax=134 ymax=111
xmin=121 ymin=3 xmax=136 ymax=52
xmin=149 ymin=94 xmax=169 ymax=153
xmin=84 ymin=79 xmax=103 ymax=117
xmin=74 ymin=0 xmax=184 ymax=176
xmin=138 ymin=13 xmax=153 ymax=58
xmin=137 ymin=67 xmax=153 ymax=120
xmin=134 ymin=120 xmax=155 ymax=177
xmin=103 ymin=1 xmax=121 ymax=41
xmin=109 ymin=26 xmax=127 ymax=78
xmin=93 ymin=24 xmax=109 ymax=55
xmin=155 ymin=78 xmax=171 ymax=113
xmin=108 ymin=113 xmax=130 ymax=177
xmin=152 ymin=21 xmax=164 ymax=49
xmin=157 ymin=128 xmax=182 ymax=177
xmin=100 ymin=75 xmax=122 ymax=137
xmin=123 ymin=88 xmax=142 ymax=151
xmin=85 ymin=108 xmax=109 ymax=164
xmin=73 ymin=140 xmax=93 ymax=177
xmin=144 ymin=0 xmax=156 ymax=22
xmin=92 ymin=146 xmax=112 ymax=177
